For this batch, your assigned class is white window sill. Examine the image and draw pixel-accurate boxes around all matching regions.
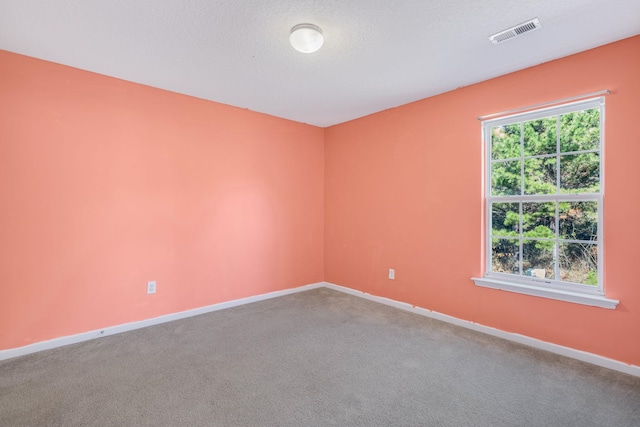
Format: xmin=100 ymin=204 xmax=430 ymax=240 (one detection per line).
xmin=472 ymin=277 xmax=619 ymax=309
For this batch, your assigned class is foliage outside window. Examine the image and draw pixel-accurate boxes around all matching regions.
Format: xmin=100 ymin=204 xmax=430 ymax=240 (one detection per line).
xmin=483 ymin=98 xmax=604 ymax=295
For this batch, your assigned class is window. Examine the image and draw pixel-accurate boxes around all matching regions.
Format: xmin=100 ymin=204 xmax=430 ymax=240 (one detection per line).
xmin=473 ymin=97 xmax=618 ymax=309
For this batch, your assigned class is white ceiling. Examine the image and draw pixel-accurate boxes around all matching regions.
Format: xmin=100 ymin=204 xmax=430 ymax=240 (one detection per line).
xmin=1 ymin=1 xmax=639 ymax=127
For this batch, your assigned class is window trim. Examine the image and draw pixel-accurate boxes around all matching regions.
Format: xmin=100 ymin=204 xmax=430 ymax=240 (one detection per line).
xmin=472 ymin=97 xmax=619 ymax=309
xmin=473 ymin=276 xmax=618 ymax=309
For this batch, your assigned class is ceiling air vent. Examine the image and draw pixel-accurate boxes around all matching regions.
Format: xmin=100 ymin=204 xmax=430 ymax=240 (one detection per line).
xmin=489 ymin=18 xmax=542 ymax=44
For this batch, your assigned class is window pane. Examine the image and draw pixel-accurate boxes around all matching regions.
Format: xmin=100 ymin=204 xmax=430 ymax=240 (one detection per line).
xmin=524 ymin=157 xmax=556 ymax=195
xmin=523 ymin=239 xmax=555 ymax=280
xmin=492 ymin=160 xmax=521 ymax=196
xmin=491 ymin=238 xmax=519 ymax=275
xmin=560 ymin=109 xmax=600 ymax=152
xmin=524 ymin=117 xmax=557 ymax=156
xmin=559 ymin=201 xmax=598 ymax=241
xmin=492 ymin=124 xmax=521 ymax=160
xmin=559 ymin=242 xmax=598 ymax=285
xmin=560 ymin=153 xmax=600 ymax=193
xmin=485 ymin=102 xmax=602 ymax=290
xmin=492 ymin=203 xmax=519 ymax=236
xmin=522 ymin=202 xmax=555 ymax=235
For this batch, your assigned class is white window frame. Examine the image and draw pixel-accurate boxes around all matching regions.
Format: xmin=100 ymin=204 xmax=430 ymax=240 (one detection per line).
xmin=472 ymin=97 xmax=618 ymax=309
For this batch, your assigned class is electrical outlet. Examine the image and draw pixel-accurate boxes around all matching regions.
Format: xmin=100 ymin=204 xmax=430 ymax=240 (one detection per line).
xmin=147 ymin=281 xmax=156 ymax=294
xmin=388 ymin=269 xmax=395 ymax=280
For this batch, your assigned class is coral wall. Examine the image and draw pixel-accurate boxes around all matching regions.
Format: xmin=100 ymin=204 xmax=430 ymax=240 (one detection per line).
xmin=0 ymin=51 xmax=324 ymax=349
xmin=325 ymin=36 xmax=640 ymax=365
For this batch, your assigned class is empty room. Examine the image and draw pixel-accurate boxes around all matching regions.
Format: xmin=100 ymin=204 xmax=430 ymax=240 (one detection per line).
xmin=1 ymin=1 xmax=639 ymax=426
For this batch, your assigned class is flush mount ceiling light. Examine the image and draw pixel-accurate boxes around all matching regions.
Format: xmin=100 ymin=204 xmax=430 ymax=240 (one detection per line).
xmin=290 ymin=23 xmax=323 ymax=53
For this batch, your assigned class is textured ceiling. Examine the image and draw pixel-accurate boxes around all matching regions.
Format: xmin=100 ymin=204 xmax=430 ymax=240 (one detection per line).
xmin=1 ymin=1 xmax=639 ymax=127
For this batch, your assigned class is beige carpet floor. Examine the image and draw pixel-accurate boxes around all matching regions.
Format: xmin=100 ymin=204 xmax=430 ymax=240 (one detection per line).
xmin=1 ymin=287 xmax=639 ymax=426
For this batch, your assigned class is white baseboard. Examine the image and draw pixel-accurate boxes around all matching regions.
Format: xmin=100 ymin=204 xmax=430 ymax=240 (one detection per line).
xmin=0 ymin=282 xmax=325 ymax=362
xmin=322 ymin=282 xmax=640 ymax=378
xmin=4 ymin=280 xmax=638 ymax=378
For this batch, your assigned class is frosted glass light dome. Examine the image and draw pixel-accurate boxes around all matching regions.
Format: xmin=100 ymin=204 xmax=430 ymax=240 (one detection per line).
xmin=290 ymin=24 xmax=324 ymax=53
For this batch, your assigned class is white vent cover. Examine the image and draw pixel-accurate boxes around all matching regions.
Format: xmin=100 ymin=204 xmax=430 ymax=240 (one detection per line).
xmin=489 ymin=18 xmax=542 ymax=44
